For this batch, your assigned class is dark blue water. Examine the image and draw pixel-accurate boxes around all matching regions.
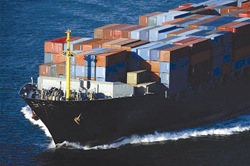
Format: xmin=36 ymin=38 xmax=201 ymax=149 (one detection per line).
xmin=1 ymin=0 xmax=250 ymax=165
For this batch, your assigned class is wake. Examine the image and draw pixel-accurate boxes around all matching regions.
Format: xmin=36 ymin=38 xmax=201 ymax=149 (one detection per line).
xmin=21 ymin=105 xmax=250 ymax=150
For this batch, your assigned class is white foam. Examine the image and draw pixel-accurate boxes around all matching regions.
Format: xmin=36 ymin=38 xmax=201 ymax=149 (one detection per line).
xmin=21 ymin=105 xmax=250 ymax=150
xmin=20 ymin=106 xmax=55 ymax=148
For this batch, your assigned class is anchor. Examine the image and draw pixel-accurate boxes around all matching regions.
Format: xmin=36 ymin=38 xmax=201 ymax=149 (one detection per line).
xmin=74 ymin=113 xmax=82 ymax=125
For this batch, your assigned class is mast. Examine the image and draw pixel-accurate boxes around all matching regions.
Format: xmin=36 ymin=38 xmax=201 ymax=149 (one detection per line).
xmin=65 ymin=29 xmax=71 ymax=101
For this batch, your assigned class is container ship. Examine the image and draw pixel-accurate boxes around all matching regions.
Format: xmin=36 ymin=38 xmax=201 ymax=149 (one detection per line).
xmin=19 ymin=0 xmax=250 ymax=147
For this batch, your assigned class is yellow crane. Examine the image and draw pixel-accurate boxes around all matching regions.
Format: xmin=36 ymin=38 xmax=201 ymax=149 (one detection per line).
xmin=64 ymin=29 xmax=73 ymax=101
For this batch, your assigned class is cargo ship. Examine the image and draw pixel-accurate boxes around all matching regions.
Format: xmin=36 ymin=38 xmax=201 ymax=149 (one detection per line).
xmin=19 ymin=0 xmax=250 ymax=147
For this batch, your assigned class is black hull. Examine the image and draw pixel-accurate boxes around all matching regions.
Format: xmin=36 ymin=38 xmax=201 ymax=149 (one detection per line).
xmin=20 ymin=77 xmax=250 ymax=147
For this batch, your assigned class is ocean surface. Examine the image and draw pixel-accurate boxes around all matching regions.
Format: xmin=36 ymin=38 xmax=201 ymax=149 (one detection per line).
xmin=1 ymin=0 xmax=250 ymax=165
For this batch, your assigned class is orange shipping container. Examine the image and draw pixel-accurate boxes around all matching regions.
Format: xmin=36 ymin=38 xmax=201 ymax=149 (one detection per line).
xmin=96 ymin=50 xmax=128 ymax=67
xmin=75 ymin=51 xmax=86 ymax=66
xmin=139 ymin=12 xmax=163 ymax=26
xmin=162 ymin=18 xmax=186 ymax=26
xmin=103 ymin=24 xmax=129 ymax=39
xmin=227 ymin=22 xmax=250 ymax=34
xmin=160 ymin=45 xmax=189 ymax=62
xmin=189 ymin=16 xmax=220 ymax=29
xmin=217 ymin=21 xmax=240 ymax=31
xmin=53 ymin=54 xmax=66 ymax=63
xmin=112 ymin=25 xmax=136 ymax=39
xmin=102 ymin=38 xmax=128 ymax=48
xmin=167 ymin=28 xmax=196 ymax=37
xmin=140 ymin=60 xmax=160 ymax=72
xmin=56 ymin=62 xmax=66 ymax=75
xmin=220 ymin=6 xmax=242 ymax=15
xmin=44 ymin=36 xmax=80 ymax=54
xmin=94 ymin=24 xmax=119 ymax=39
xmin=81 ymin=39 xmax=109 ymax=51
xmin=39 ymin=63 xmax=53 ymax=76
xmin=242 ymin=2 xmax=250 ymax=8
xmin=111 ymin=39 xmax=140 ymax=49
xmin=73 ymin=38 xmax=100 ymax=50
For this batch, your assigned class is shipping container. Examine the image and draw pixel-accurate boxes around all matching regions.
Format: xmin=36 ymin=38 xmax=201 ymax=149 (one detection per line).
xmin=96 ymin=62 xmax=126 ymax=82
xmin=140 ymin=60 xmax=161 ymax=73
xmin=149 ymin=25 xmax=178 ymax=41
xmin=102 ymin=24 xmax=131 ymax=39
xmin=73 ymin=38 xmax=100 ymax=50
xmin=56 ymin=62 xmax=66 ymax=76
xmin=96 ymin=50 xmax=128 ymax=67
xmin=130 ymin=26 xmax=154 ymax=40
xmin=39 ymin=63 xmax=54 ymax=76
xmin=44 ymin=36 xmax=81 ymax=54
xmin=127 ymin=70 xmax=147 ymax=85
xmin=160 ymin=45 xmax=189 ymax=62
xmin=102 ymin=38 xmax=128 ymax=48
xmin=111 ymin=39 xmax=140 ymax=50
xmin=150 ymin=44 xmax=174 ymax=61
xmin=53 ymin=53 xmax=66 ymax=63
xmin=64 ymin=37 xmax=92 ymax=51
xmin=160 ymin=57 xmax=189 ymax=73
xmin=44 ymin=53 xmax=53 ymax=63
xmin=139 ymin=12 xmax=163 ymax=26
xmin=121 ymin=40 xmax=150 ymax=51
xmin=94 ymin=24 xmax=119 ymax=39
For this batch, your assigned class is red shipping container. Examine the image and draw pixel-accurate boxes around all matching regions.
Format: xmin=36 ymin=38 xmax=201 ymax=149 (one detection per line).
xmin=44 ymin=36 xmax=80 ymax=54
xmin=239 ymin=11 xmax=250 ymax=17
xmin=179 ymin=3 xmax=193 ymax=8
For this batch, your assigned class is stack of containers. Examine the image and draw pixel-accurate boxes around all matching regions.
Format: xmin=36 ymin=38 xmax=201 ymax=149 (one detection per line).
xmin=187 ymin=31 xmax=229 ymax=78
xmin=94 ymin=24 xmax=145 ymax=40
xmin=95 ymin=50 xmax=128 ymax=82
xmin=145 ymin=11 xmax=190 ymax=26
xmin=73 ymin=38 xmax=110 ymax=51
xmin=158 ymin=45 xmax=190 ymax=95
xmin=130 ymin=26 xmax=155 ymax=40
xmin=44 ymin=36 xmax=81 ymax=64
xmin=174 ymin=37 xmax=211 ymax=86
xmin=139 ymin=12 xmax=163 ymax=26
